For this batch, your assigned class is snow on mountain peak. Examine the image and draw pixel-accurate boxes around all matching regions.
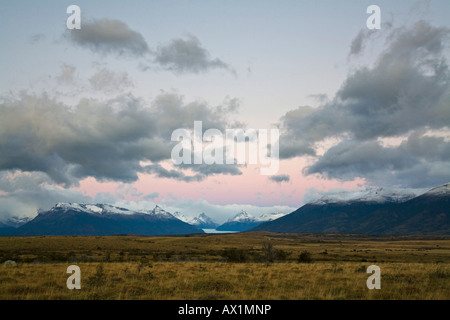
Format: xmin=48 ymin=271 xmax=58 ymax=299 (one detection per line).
xmin=145 ymin=205 xmax=176 ymax=219
xmin=256 ymin=212 xmax=287 ymax=222
xmin=51 ymin=203 xmax=181 ymax=220
xmin=171 ymin=211 xmax=190 ymax=223
xmin=190 ymin=212 xmax=215 ymax=225
xmin=423 ymin=183 xmax=450 ymax=196
xmin=198 ymin=212 xmax=208 ymax=219
xmin=229 ymin=210 xmax=254 ymax=222
xmin=310 ymin=187 xmax=418 ymax=205
xmin=54 ymin=202 xmax=83 ymax=211
xmin=226 ymin=210 xmax=287 ymax=223
xmin=52 ymin=203 xmax=134 ymax=215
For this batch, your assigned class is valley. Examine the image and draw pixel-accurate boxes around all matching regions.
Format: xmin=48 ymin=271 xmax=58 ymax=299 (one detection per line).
xmin=1 ymin=232 xmax=449 ymax=300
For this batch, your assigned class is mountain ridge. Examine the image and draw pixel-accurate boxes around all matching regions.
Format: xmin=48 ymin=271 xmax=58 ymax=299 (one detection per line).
xmin=216 ymin=210 xmax=287 ymax=232
xmin=252 ymin=183 xmax=450 ymax=235
xmin=1 ymin=203 xmax=203 ymax=236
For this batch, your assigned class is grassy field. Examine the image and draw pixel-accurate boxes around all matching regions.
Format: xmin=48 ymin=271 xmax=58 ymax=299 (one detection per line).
xmin=0 ymin=232 xmax=449 ymax=300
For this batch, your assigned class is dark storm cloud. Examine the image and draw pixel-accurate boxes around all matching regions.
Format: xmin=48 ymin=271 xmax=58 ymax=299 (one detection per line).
xmin=154 ymin=35 xmax=234 ymax=74
xmin=305 ymin=133 xmax=450 ymax=188
xmin=66 ymin=18 xmax=149 ymax=56
xmin=305 ymin=140 xmax=416 ymax=179
xmin=280 ymin=21 xmax=450 ymax=188
xmin=0 ymin=92 xmax=240 ymax=187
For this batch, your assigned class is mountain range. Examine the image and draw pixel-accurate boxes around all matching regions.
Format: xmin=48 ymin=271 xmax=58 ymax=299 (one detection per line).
xmin=172 ymin=212 xmax=219 ymax=229
xmin=252 ymin=183 xmax=450 ymax=235
xmin=0 ymin=203 xmax=203 ymax=236
xmin=1 ymin=183 xmax=449 ymax=236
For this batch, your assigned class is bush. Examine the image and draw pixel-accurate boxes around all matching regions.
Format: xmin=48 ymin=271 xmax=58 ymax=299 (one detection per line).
xmin=261 ymin=241 xmax=290 ymax=262
xmin=221 ymin=248 xmax=249 ymax=262
xmin=298 ymin=250 xmax=312 ymax=263
xmin=275 ymin=249 xmax=290 ymax=261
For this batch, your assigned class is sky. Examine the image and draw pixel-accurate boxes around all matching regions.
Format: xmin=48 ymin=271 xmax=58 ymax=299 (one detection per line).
xmin=1 ymin=0 xmax=450 ymax=223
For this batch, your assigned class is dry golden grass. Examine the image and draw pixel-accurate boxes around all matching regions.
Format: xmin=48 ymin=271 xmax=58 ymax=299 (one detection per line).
xmin=0 ymin=232 xmax=449 ymax=300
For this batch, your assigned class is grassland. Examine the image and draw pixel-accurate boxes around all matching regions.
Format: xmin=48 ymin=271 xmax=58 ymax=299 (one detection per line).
xmin=0 ymin=232 xmax=449 ymax=300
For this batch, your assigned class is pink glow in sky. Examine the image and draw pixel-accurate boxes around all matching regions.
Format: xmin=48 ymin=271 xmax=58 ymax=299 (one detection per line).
xmin=76 ymin=158 xmax=364 ymax=207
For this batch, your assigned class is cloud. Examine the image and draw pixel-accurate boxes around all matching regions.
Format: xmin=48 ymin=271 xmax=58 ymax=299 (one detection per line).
xmin=305 ymin=132 xmax=450 ymax=188
xmin=66 ymin=18 xmax=149 ymax=57
xmin=143 ymin=192 xmax=159 ymax=201
xmin=278 ymin=106 xmax=319 ymax=158
xmin=0 ymin=93 xmax=159 ymax=186
xmin=269 ymin=174 xmax=290 ymax=183
xmin=151 ymin=92 xmax=239 ymax=137
xmin=0 ymin=171 xmax=92 ymax=222
xmin=348 ymin=22 xmax=392 ymax=57
xmin=65 ymin=18 xmax=234 ymax=75
xmin=143 ymin=162 xmax=242 ymax=183
xmin=57 ymin=64 xmax=77 ymax=85
xmin=153 ymin=35 xmax=234 ymax=74
xmin=89 ymin=68 xmax=133 ymax=93
xmin=307 ymin=94 xmax=330 ymax=104
xmin=349 ymin=29 xmax=375 ymax=56
xmin=283 ymin=21 xmax=450 ymax=148
xmin=0 ymin=92 xmax=240 ymax=187
xmin=279 ymin=21 xmax=450 ymax=188
xmin=143 ymin=164 xmax=204 ymax=182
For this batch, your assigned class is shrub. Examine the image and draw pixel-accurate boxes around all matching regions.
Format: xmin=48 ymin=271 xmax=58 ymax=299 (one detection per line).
xmin=275 ymin=249 xmax=290 ymax=261
xmin=298 ymin=250 xmax=312 ymax=263
xmin=261 ymin=241 xmax=291 ymax=262
xmin=262 ymin=241 xmax=276 ymax=262
xmin=221 ymin=248 xmax=249 ymax=262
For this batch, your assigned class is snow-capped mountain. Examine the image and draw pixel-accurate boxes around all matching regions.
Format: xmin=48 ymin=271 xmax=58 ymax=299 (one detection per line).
xmin=0 ymin=216 xmax=33 ymax=228
xmin=422 ymin=183 xmax=450 ymax=197
xmin=171 ymin=212 xmax=218 ymax=229
xmin=310 ymin=187 xmax=418 ymax=205
xmin=253 ymin=183 xmax=450 ymax=235
xmin=225 ymin=210 xmax=286 ymax=223
xmin=228 ymin=210 xmax=254 ymax=223
xmin=52 ymin=203 xmax=134 ymax=215
xmin=189 ymin=213 xmax=218 ymax=229
xmin=216 ymin=210 xmax=287 ymax=232
xmin=5 ymin=203 xmax=203 ymax=236
xmin=171 ymin=211 xmax=190 ymax=223
xmin=257 ymin=212 xmax=286 ymax=222
xmin=141 ymin=205 xmax=178 ymax=220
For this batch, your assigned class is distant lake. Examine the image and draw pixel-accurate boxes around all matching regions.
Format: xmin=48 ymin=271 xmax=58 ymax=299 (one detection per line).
xmin=202 ymin=229 xmax=238 ymax=234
